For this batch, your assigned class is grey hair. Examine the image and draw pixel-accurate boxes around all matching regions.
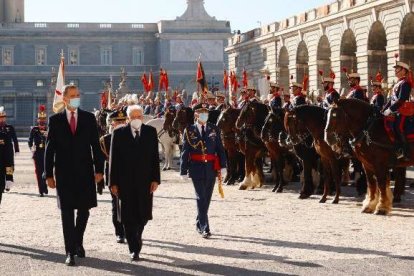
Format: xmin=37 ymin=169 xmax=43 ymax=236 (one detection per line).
xmin=62 ymin=84 xmax=78 ymax=96
xmin=126 ymin=105 xmax=143 ymax=118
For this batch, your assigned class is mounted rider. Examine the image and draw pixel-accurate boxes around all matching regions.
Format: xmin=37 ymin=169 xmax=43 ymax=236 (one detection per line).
xmin=319 ymin=69 xmax=340 ymax=109
xmin=269 ymin=82 xmax=282 ymax=110
xmin=383 ymin=58 xmax=412 ymax=161
xmin=370 ymin=71 xmax=386 ymax=111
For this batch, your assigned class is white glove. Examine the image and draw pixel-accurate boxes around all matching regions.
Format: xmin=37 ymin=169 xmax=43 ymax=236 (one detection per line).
xmin=383 ymin=109 xmax=392 ymax=116
xmin=31 ymin=146 xmax=36 ymax=152
xmin=5 ymin=181 xmax=13 ymax=191
xmin=220 ymin=168 xmax=227 ymax=178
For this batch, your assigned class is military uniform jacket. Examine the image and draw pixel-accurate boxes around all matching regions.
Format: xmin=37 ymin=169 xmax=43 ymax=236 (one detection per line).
xmin=371 ymin=93 xmax=385 ymax=111
xmin=0 ymin=124 xmax=19 ymax=153
xmin=180 ymin=123 xmax=227 ymax=180
xmin=292 ymin=95 xmax=306 ymax=107
xmin=28 ymin=126 xmax=47 ymax=158
xmin=238 ymin=100 xmax=248 ymax=109
xmin=270 ymin=96 xmax=282 ymax=110
xmin=323 ymin=89 xmax=340 ymax=109
xmin=0 ymin=130 xmax=14 ymax=191
xmin=347 ymin=86 xmax=367 ymax=101
xmin=383 ymin=77 xmax=411 ymax=112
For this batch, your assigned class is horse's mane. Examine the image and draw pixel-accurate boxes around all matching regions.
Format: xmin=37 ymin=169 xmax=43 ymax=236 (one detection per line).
xmin=336 ymin=98 xmax=373 ymax=119
xmin=295 ymin=105 xmax=326 ymax=124
xmin=251 ymin=101 xmax=270 ymax=126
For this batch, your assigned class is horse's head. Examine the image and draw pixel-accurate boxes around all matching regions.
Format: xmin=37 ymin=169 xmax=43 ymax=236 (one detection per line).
xmin=217 ymin=107 xmax=240 ymax=133
xmin=173 ymin=107 xmax=194 ymax=133
xmin=208 ymin=109 xmax=221 ymax=125
xmin=284 ymin=108 xmax=309 ymax=145
xmin=261 ymin=109 xmax=285 ymax=143
xmin=236 ymin=101 xmax=269 ymax=129
xmin=163 ymin=108 xmax=176 ymax=131
xmin=324 ymin=103 xmax=349 ymax=153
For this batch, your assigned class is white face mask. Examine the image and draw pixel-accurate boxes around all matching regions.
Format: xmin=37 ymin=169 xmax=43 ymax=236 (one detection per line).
xmin=130 ymin=119 xmax=142 ymax=130
xmin=198 ymin=113 xmax=209 ymax=123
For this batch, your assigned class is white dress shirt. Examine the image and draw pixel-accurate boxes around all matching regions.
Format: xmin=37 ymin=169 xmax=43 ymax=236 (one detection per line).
xmin=65 ymin=108 xmax=78 ymax=126
xmin=131 ymin=125 xmax=141 ymax=138
xmin=195 ymin=122 xmax=206 ymax=136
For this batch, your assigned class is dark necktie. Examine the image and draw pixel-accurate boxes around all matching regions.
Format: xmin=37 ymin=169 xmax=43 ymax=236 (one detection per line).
xmin=201 ymin=125 xmax=206 ymax=139
xmin=70 ymin=111 xmax=76 ymax=135
xmin=134 ymin=130 xmax=140 ymax=142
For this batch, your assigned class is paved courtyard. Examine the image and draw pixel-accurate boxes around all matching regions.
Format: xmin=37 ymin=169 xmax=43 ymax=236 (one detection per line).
xmin=0 ymin=144 xmax=414 ymax=275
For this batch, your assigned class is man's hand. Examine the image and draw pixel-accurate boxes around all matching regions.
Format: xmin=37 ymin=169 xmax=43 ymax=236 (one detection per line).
xmin=150 ymin=182 xmax=159 ymax=194
xmin=47 ymin=177 xmax=56 ymax=189
xmin=95 ymin=173 xmax=103 ymax=183
xmin=111 ymin=185 xmax=119 ymax=197
xmin=383 ymin=108 xmax=392 ymax=116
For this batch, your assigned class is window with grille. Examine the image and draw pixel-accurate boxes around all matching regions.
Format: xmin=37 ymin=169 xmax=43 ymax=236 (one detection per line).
xmin=2 ymin=47 xmax=14 ymax=65
xmin=101 ymin=47 xmax=112 ymax=65
xmin=35 ymin=46 xmax=47 ymax=65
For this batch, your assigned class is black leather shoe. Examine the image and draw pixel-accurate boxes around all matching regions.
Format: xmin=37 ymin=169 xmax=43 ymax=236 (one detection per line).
xmin=76 ymin=245 xmax=85 ymax=258
xmin=201 ymin=231 xmax=212 ymax=239
xmin=130 ymin=252 xmax=140 ymax=261
xmin=196 ymin=227 xmax=202 ymax=234
xmin=65 ymin=254 xmax=75 ymax=266
xmin=116 ymin=236 xmax=125 ymax=244
xmin=39 ymin=194 xmax=44 ymax=197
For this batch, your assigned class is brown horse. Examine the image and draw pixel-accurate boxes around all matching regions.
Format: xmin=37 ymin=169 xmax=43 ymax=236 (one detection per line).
xmin=235 ymin=101 xmax=269 ymax=190
xmin=217 ymin=107 xmax=245 ymax=185
xmin=324 ymin=99 xmax=411 ymax=215
xmin=285 ymin=105 xmax=346 ymax=204
xmin=261 ymin=109 xmax=292 ymax=192
xmin=163 ymin=107 xmax=180 ymax=144
xmin=173 ymin=107 xmax=195 ymax=135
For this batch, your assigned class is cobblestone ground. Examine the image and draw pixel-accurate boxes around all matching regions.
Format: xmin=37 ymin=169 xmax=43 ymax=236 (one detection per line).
xmin=0 ymin=144 xmax=414 ymax=275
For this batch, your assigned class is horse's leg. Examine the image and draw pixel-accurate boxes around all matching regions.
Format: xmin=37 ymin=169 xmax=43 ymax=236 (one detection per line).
xmin=393 ymin=167 xmax=406 ymax=203
xmin=300 ymin=158 xmax=314 ymax=199
xmin=274 ymin=155 xmax=285 ymax=193
xmin=330 ymin=160 xmax=342 ymax=204
xmin=362 ymin=169 xmax=379 ymax=213
xmin=223 ymin=150 xmax=231 ymax=184
xmin=319 ymin=159 xmax=330 ymax=203
xmin=239 ymin=150 xmax=252 ymax=190
xmin=257 ymin=152 xmax=265 ymax=188
xmin=374 ymin=170 xmax=394 ymax=215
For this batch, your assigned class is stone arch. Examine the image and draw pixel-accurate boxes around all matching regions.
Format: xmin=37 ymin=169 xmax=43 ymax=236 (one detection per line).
xmin=340 ymin=29 xmax=357 ymax=89
xmin=278 ymin=46 xmax=289 ymax=91
xmin=296 ymin=41 xmax=309 ymax=86
xmin=316 ymin=35 xmax=332 ymax=90
xmin=367 ymin=21 xmax=387 ymax=94
xmin=399 ymin=13 xmax=414 ymax=66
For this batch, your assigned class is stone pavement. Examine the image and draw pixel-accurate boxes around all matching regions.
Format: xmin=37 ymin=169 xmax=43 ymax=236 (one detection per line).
xmin=0 ymin=145 xmax=414 ymax=275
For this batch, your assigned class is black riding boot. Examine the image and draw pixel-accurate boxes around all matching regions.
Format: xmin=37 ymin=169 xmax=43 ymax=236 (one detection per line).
xmin=396 ymin=131 xmax=410 ymax=161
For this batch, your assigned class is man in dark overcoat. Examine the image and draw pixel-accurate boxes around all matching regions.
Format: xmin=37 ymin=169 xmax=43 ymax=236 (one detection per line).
xmin=45 ymin=85 xmax=104 ymax=266
xmin=109 ymin=104 xmax=160 ymax=261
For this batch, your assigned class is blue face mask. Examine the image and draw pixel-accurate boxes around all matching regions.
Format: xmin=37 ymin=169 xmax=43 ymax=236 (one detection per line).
xmin=198 ymin=113 xmax=209 ymax=123
xmin=69 ymin=98 xmax=81 ymax=109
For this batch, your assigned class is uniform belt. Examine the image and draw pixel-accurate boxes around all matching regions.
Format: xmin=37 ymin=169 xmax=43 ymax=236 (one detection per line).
xmin=190 ymin=154 xmax=221 ymax=170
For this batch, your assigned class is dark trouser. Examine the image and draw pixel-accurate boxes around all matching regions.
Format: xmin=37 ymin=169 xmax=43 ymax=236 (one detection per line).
xmin=124 ymin=222 xmax=146 ymax=254
xmin=111 ymin=193 xmax=124 ymax=237
xmin=192 ymin=177 xmax=216 ymax=233
xmin=34 ymin=154 xmax=48 ymax=195
xmin=0 ymin=191 xmax=2 ymax=205
xmin=61 ymin=208 xmax=90 ymax=254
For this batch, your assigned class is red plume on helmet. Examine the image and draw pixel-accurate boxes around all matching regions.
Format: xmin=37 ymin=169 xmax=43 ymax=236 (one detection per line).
xmin=39 ymin=105 xmax=46 ymax=112
xmin=330 ymin=69 xmax=336 ymax=79
xmin=318 ymin=70 xmax=324 ymax=76
xmin=375 ymin=71 xmax=383 ymax=82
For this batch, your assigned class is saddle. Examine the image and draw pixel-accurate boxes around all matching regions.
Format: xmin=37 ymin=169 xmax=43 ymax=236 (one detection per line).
xmin=384 ymin=114 xmax=414 ymax=143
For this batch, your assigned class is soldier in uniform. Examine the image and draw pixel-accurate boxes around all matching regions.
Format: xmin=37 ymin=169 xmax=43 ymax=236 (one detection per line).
xmin=0 ymin=125 xmax=14 ymax=205
xmin=290 ymin=82 xmax=306 ymax=107
xmin=321 ymin=74 xmax=340 ymax=109
xmin=370 ymin=73 xmax=385 ymax=111
xmin=269 ymin=82 xmax=282 ymax=110
xmin=238 ymin=89 xmax=249 ymax=109
xmin=206 ymin=92 xmax=217 ymax=110
xmin=383 ymin=61 xmax=412 ymax=161
xmin=282 ymin=90 xmax=292 ymax=110
xmin=345 ymin=72 xmax=367 ymax=101
xmin=215 ymin=92 xmax=228 ymax=111
xmin=0 ymin=106 xmax=19 ymax=154
xmin=180 ymin=105 xmax=227 ymax=238
xmin=28 ymin=105 xmax=48 ymax=197
xmin=100 ymin=109 xmax=127 ymax=243
xmin=247 ymin=86 xmax=260 ymax=103
xmin=175 ymin=94 xmax=185 ymax=111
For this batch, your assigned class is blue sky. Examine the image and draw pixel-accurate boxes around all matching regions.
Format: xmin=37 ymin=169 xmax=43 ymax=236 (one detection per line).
xmin=26 ymin=0 xmax=329 ymax=32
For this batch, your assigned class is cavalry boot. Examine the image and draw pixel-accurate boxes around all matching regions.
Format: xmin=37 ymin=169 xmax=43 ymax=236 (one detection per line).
xmin=396 ymin=131 xmax=410 ymax=162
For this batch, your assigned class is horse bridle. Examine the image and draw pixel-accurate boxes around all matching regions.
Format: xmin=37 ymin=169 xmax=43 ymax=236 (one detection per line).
xmin=286 ymin=112 xmax=313 ymax=148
